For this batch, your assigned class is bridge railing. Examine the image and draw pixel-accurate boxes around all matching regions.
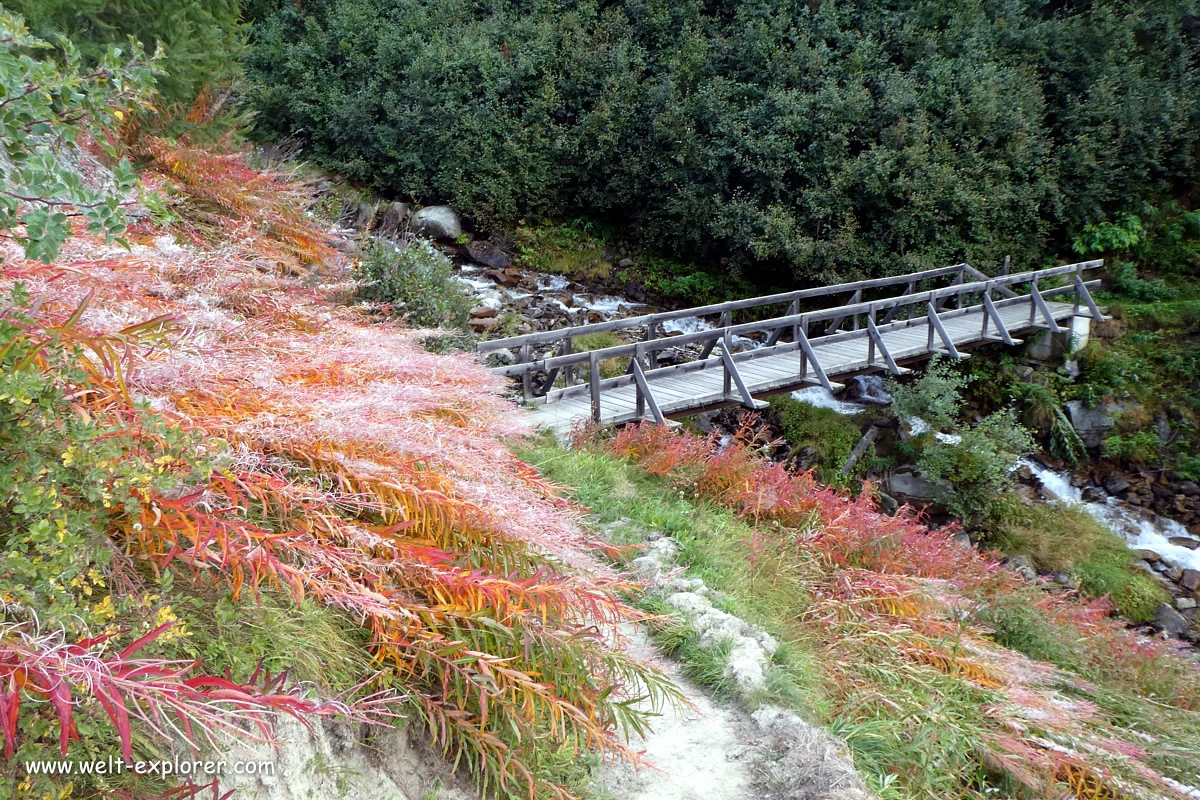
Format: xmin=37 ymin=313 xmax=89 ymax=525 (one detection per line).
xmin=481 ymin=260 xmax=1104 ymax=422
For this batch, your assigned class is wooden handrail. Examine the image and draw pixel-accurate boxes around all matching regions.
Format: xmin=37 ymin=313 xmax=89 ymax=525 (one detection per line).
xmin=477 ymin=263 xmax=967 ymax=353
xmin=488 ymin=260 xmax=1102 ymax=378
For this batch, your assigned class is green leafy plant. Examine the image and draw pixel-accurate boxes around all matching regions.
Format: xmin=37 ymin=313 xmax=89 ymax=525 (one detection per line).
xmin=354 ymin=237 xmax=473 ymax=329
xmin=888 ymin=357 xmax=968 ymax=432
xmin=769 ymin=395 xmax=869 ymax=483
xmin=1071 ymin=212 xmax=1144 ymax=257
xmin=0 ymin=10 xmax=159 ymax=262
xmin=1102 ymin=430 xmax=1161 ymax=464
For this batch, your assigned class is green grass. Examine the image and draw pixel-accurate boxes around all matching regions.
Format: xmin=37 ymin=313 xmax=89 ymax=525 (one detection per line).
xmin=518 ymin=433 xmax=1200 ymax=799
xmin=517 ymin=436 xmax=827 ymax=715
xmin=991 ymin=501 xmax=1168 ymax=622
xmin=768 ymin=395 xmax=871 ymax=484
xmin=572 ymin=332 xmax=629 ymax=378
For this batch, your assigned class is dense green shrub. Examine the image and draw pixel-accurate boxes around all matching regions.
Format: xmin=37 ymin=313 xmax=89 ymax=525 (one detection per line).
xmin=888 ymin=357 xmax=967 ymax=432
xmin=918 ymin=409 xmax=1036 ymax=524
xmin=245 ymin=0 xmax=1200 ymax=286
xmin=1102 ymin=430 xmax=1162 ymax=464
xmin=354 ymin=237 xmax=473 ymax=330
xmin=8 ymin=0 xmax=243 ymax=106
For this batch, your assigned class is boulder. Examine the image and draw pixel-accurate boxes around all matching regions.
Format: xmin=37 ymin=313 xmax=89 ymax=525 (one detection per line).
xmin=346 ymin=200 xmax=377 ymax=231
xmin=469 ymin=305 xmax=498 ymax=319
xmin=1177 ymin=480 xmax=1200 ymax=497
xmin=485 ymin=269 xmax=520 ymax=289
xmin=1180 ymin=569 xmax=1200 ymax=592
xmin=1176 ymin=597 xmax=1197 ymax=611
xmin=875 ymin=492 xmax=900 ymax=515
xmin=1066 ymin=400 xmax=1120 ymax=449
xmin=461 ymin=239 xmax=514 ymax=270
xmin=1102 ymin=475 xmax=1131 ymax=495
xmin=469 ymin=317 xmax=500 ymax=334
xmin=374 ymin=201 xmax=411 ymax=235
xmin=884 ymin=469 xmax=949 ymax=503
xmin=411 ymin=205 xmax=463 ymax=240
xmin=1169 ymin=536 xmax=1200 ymax=550
xmin=1133 ymin=549 xmax=1161 ymax=563
xmin=1156 ymin=603 xmax=1190 ymax=637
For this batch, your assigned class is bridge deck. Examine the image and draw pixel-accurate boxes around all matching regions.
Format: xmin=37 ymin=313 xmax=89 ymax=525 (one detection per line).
xmin=525 ymin=297 xmax=1077 ymax=432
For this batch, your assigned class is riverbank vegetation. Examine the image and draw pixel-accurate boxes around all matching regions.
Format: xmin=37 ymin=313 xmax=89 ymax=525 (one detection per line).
xmin=521 ymin=426 xmax=1200 ymax=799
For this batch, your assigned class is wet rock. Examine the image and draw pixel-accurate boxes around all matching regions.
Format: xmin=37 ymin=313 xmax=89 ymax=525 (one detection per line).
xmin=1169 ymin=536 xmax=1200 ymax=550
xmin=462 ymin=239 xmax=514 ymax=270
xmin=1180 ymin=569 xmax=1200 ymax=592
xmin=842 ymin=374 xmax=892 ymax=405
xmin=1156 ymin=603 xmax=1189 ymax=637
xmin=1066 ymin=400 xmax=1120 ymax=448
xmin=1081 ymin=486 xmax=1107 ymax=504
xmin=374 ymin=201 xmax=410 ymax=235
xmin=412 ymin=205 xmax=463 ymax=240
xmin=484 ymin=269 xmax=520 ymax=289
xmin=1133 ymin=549 xmax=1161 ymax=563
xmin=1102 ymin=475 xmax=1131 ymax=495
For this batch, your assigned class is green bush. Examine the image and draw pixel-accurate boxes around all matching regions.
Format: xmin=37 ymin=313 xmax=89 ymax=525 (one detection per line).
xmin=917 ymin=410 xmax=1036 ymax=525
xmin=9 ymin=0 xmax=243 ymax=106
xmin=573 ymin=332 xmax=629 ymax=379
xmin=245 ymin=0 xmax=1200 ymax=285
xmin=0 ymin=10 xmax=157 ymax=262
xmin=888 ymin=357 xmax=967 ymax=432
xmin=354 ymin=237 xmax=473 ymax=330
xmin=1102 ymin=430 xmax=1162 ymax=464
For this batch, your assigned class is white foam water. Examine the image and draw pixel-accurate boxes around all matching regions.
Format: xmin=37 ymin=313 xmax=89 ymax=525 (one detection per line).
xmin=790 ymin=386 xmax=866 ymax=416
xmin=1022 ymin=459 xmax=1200 ymax=572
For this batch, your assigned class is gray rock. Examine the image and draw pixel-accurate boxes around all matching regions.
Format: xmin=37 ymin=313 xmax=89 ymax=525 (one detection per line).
xmin=1156 ymin=603 xmax=1190 ymax=637
xmin=1169 ymin=536 xmax=1200 ymax=550
xmin=1066 ymin=400 xmax=1121 ymax=448
xmin=1052 ymin=572 xmax=1079 ymax=590
xmin=951 ymin=531 xmax=973 ymax=550
xmin=411 ymin=205 xmax=463 ymax=240
xmin=875 ymin=492 xmax=899 ymax=515
xmin=1103 ymin=475 xmax=1131 ymax=495
xmin=1180 ymin=569 xmax=1200 ymax=591
xmin=884 ymin=470 xmax=949 ymax=502
xmin=346 ymin=200 xmax=377 ymax=230
xmin=469 ymin=305 xmax=498 ymax=319
xmin=1175 ymin=597 xmax=1197 ymax=611
xmin=490 ymin=348 xmax=516 ymax=366
xmin=843 ymin=374 xmax=892 ymax=405
xmin=1003 ymin=555 xmax=1037 ymax=583
xmin=1081 ymin=486 xmax=1107 ymax=503
xmin=1177 ymin=481 xmax=1200 ymax=497
xmin=618 ymin=257 xmax=634 ymax=269
xmin=373 ymin=201 xmax=410 ymax=235
xmin=461 ymin=239 xmax=514 ymax=270
xmin=1133 ymin=549 xmax=1161 ymax=563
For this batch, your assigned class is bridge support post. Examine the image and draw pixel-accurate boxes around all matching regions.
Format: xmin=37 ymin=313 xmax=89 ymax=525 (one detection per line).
xmin=589 ymin=352 xmax=602 ymax=422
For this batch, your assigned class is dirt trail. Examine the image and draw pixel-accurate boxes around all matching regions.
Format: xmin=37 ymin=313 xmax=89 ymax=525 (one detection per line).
xmin=599 ymin=625 xmax=756 ymax=800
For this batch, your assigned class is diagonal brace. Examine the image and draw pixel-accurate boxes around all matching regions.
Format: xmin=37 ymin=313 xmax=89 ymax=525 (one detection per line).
xmin=1030 ymin=283 xmax=1065 ymax=333
xmin=982 ymin=293 xmax=1018 ymax=345
xmin=866 ymin=316 xmax=903 ymax=374
xmin=720 ymin=347 xmax=759 ymax=408
xmin=630 ymin=358 xmax=665 ymax=424
xmin=926 ymin=302 xmax=964 ymax=358
xmin=795 ymin=325 xmax=834 ymax=391
xmin=1073 ymin=274 xmax=1108 ymax=322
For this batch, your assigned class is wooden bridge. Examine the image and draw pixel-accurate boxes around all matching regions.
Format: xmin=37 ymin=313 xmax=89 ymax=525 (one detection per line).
xmin=477 ymin=260 xmax=1107 ymax=432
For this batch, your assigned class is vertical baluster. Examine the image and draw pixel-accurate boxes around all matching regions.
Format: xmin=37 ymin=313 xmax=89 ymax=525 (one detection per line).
xmin=520 ymin=344 xmax=532 ymax=401
xmin=562 ymin=336 xmax=574 ymax=387
xmin=589 ymin=352 xmax=601 ymax=422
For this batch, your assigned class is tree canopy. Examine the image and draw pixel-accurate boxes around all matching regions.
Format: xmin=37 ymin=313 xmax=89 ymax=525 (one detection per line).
xmin=245 ymin=0 xmax=1200 ymax=285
